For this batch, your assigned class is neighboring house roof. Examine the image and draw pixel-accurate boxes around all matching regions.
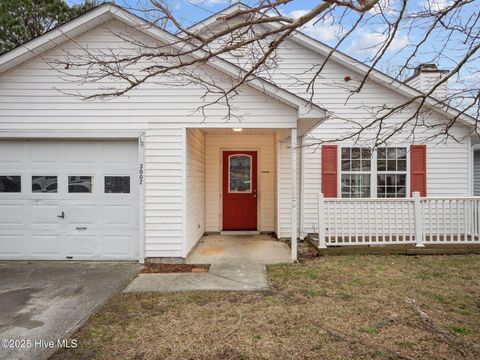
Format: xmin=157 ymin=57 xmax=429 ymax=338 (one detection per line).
xmin=0 ymin=4 xmax=327 ymax=123
xmin=189 ymin=3 xmax=476 ymax=126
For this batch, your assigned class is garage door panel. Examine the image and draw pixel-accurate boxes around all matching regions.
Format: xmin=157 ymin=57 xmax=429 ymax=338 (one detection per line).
xmin=0 ymin=142 xmax=25 ymax=165
xmin=64 ymin=204 xmax=98 ymax=224
xmin=29 ymin=142 xmax=63 ymax=165
xmin=30 ymin=203 xmax=63 ymax=228
xmin=0 ymin=203 xmax=25 ymax=225
xmin=66 ymin=234 xmax=97 ymax=258
xmin=0 ymin=233 xmax=25 ymax=257
xmin=103 ymin=204 xmax=135 ymax=225
xmin=103 ymin=233 xmax=137 ymax=258
xmin=29 ymin=234 xmax=62 ymax=257
xmin=66 ymin=143 xmax=98 ymax=165
xmin=103 ymin=142 xmax=137 ymax=164
xmin=0 ymin=140 xmax=139 ymax=260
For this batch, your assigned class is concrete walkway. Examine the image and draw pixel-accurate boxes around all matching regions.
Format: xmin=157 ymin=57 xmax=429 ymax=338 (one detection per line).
xmin=186 ymin=234 xmax=291 ymax=264
xmin=124 ymin=263 xmax=269 ymax=292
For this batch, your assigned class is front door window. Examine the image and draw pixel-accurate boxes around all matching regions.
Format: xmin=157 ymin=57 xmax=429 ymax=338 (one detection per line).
xmin=228 ymin=155 xmax=252 ymax=193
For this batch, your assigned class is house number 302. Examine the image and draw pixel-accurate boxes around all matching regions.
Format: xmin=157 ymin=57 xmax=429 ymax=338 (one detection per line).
xmin=139 ymin=164 xmax=144 ymax=185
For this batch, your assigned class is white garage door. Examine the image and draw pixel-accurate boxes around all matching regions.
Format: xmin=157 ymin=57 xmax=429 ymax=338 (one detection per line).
xmin=0 ymin=140 xmax=139 ymax=260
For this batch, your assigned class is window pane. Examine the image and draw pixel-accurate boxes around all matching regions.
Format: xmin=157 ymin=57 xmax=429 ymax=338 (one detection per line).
xmin=377 ymin=160 xmax=386 ymax=171
xmin=387 ymin=160 xmax=397 ymax=171
xmin=351 ymin=160 xmax=361 ymax=171
xmin=32 ymin=176 xmax=57 ymax=193
xmin=341 ymin=174 xmax=370 ymax=198
xmin=397 ymin=160 xmax=407 ymax=171
xmin=397 ymin=148 xmax=407 ymax=159
xmin=387 ymin=148 xmax=397 ymax=159
xmin=105 ymin=176 xmax=130 ymax=193
xmin=377 ymin=148 xmax=386 ymax=160
xmin=377 ymin=174 xmax=406 ymax=198
xmin=229 ymin=155 xmax=251 ymax=192
xmin=0 ymin=176 xmax=21 ymax=193
xmin=341 ymin=147 xmax=350 ymax=159
xmin=68 ymin=176 xmax=92 ymax=193
xmin=361 ymin=160 xmax=371 ymax=171
xmin=351 ymin=147 xmax=360 ymax=159
xmin=362 ymin=148 xmax=371 ymax=159
xmin=341 ymin=160 xmax=350 ymax=171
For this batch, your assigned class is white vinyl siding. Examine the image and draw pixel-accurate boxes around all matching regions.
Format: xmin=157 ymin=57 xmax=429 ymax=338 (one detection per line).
xmin=186 ymin=129 xmax=206 ymax=255
xmin=0 ymin=20 xmax=298 ymax=258
xmin=277 ymin=133 xmax=301 ymax=239
xmin=265 ymin=38 xmax=472 ymax=237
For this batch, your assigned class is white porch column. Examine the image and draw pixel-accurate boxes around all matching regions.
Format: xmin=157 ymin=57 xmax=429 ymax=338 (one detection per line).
xmin=291 ymin=128 xmax=298 ymax=262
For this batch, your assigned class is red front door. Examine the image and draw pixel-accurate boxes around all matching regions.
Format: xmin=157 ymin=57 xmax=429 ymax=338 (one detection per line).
xmin=222 ymin=151 xmax=257 ymax=230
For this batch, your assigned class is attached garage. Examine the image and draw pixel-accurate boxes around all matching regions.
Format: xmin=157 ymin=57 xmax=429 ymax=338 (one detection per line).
xmin=0 ymin=139 xmax=139 ymax=260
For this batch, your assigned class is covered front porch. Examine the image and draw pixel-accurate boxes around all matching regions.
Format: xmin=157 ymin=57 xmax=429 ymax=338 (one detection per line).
xmin=185 ymin=127 xmax=305 ymax=262
xmin=186 ymin=234 xmax=291 ymax=264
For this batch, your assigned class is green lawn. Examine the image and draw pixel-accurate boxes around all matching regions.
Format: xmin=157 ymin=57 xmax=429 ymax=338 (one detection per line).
xmin=52 ymin=255 xmax=480 ymax=359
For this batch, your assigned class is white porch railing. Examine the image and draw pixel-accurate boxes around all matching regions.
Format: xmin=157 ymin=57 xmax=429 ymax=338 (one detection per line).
xmin=316 ymin=192 xmax=480 ymax=248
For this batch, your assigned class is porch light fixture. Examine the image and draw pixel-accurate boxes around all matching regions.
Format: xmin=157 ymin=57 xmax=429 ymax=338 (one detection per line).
xmin=233 ymin=128 xmax=243 ymax=132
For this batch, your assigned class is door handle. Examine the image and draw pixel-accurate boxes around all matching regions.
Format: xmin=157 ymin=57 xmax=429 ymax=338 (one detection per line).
xmin=76 ymin=227 xmax=87 ymax=230
xmin=57 ymin=211 xmax=65 ymax=219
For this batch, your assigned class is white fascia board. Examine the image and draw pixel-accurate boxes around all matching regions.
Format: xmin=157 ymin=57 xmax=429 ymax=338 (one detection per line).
xmin=186 ymin=3 xmax=250 ymax=34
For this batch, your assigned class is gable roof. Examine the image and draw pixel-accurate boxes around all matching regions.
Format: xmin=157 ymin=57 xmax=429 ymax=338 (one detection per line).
xmin=0 ymin=4 xmax=326 ymax=123
xmin=189 ymin=3 xmax=476 ymax=126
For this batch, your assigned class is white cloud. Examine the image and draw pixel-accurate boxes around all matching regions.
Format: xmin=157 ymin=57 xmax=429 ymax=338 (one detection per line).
xmin=347 ymin=29 xmax=409 ymax=58
xmin=422 ymin=0 xmax=454 ymax=12
xmin=189 ymin=0 xmax=230 ymax=6
xmin=369 ymin=0 xmax=400 ymax=16
xmin=287 ymin=9 xmax=344 ymax=43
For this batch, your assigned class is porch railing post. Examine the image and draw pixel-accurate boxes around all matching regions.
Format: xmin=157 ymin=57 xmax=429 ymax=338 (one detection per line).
xmin=317 ymin=193 xmax=327 ymax=248
xmin=291 ymin=128 xmax=298 ymax=262
xmin=413 ymin=191 xmax=425 ymax=247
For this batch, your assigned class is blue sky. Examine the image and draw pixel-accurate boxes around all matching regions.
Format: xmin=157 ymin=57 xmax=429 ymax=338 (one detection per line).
xmin=67 ymin=0 xmax=478 ymax=87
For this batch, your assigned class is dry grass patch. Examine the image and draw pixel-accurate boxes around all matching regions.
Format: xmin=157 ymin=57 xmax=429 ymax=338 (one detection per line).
xmin=52 ymin=255 xmax=480 ymax=359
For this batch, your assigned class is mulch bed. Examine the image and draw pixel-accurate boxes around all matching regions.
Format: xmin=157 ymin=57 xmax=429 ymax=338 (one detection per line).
xmin=141 ymin=263 xmax=210 ymax=273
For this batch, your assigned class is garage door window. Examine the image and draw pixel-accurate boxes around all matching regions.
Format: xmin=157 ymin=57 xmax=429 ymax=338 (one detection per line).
xmin=0 ymin=176 xmax=21 ymax=192
xmin=105 ymin=176 xmax=130 ymax=193
xmin=32 ymin=176 xmax=57 ymax=193
xmin=68 ymin=176 xmax=93 ymax=193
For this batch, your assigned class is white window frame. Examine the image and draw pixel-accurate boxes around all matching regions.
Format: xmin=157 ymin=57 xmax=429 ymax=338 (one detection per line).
xmin=67 ymin=175 xmax=95 ymax=194
xmin=104 ymin=175 xmax=131 ymax=194
xmin=337 ymin=144 xmax=410 ymax=198
xmin=339 ymin=147 xmax=372 ymax=198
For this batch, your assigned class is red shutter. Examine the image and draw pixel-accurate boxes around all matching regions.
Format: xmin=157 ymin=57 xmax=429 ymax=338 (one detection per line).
xmin=410 ymin=145 xmax=427 ymax=197
xmin=322 ymin=145 xmax=338 ymax=198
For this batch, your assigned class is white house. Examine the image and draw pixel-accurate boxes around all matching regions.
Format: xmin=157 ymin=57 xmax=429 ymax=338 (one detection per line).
xmin=0 ymin=4 xmax=477 ymax=263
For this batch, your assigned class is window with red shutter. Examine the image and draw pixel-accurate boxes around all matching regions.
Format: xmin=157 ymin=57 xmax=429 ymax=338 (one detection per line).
xmin=410 ymin=145 xmax=427 ymax=196
xmin=322 ymin=145 xmax=338 ymax=197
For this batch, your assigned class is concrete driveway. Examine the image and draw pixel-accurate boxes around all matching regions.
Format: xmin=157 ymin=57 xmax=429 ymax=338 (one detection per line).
xmin=0 ymin=261 xmax=140 ymax=360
